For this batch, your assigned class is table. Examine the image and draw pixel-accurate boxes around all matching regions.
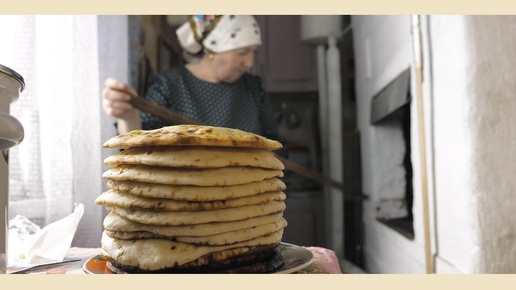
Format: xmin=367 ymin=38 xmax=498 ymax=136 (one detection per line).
xmin=3 ymin=246 xmax=343 ymax=274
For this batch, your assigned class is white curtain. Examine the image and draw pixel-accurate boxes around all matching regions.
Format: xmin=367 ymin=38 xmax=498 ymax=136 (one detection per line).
xmin=0 ymin=15 xmax=128 ymax=247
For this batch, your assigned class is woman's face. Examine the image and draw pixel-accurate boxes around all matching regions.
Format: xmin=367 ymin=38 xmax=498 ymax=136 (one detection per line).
xmin=211 ymin=45 xmax=258 ymax=83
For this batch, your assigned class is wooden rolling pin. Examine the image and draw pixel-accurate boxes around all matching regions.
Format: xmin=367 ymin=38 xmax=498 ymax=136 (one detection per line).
xmin=123 ymin=91 xmax=367 ymax=200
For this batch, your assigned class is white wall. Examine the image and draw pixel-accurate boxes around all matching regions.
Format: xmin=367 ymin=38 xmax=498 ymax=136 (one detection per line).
xmin=352 ymin=15 xmax=485 ymax=273
xmin=426 ymin=16 xmax=480 ymax=274
xmin=353 ymin=15 xmax=429 ymax=274
xmin=354 ymin=14 xmax=516 ymax=274
xmin=464 ymin=16 xmax=516 ymax=273
xmin=425 ymin=16 xmax=480 ymax=273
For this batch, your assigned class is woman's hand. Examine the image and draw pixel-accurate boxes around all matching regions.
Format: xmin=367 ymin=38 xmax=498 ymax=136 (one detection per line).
xmin=102 ymin=78 xmax=139 ymax=120
xmin=102 ymin=78 xmax=142 ymax=134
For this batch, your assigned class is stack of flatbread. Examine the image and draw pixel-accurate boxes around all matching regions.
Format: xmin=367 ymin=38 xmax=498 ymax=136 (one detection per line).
xmin=96 ymin=125 xmax=287 ymax=273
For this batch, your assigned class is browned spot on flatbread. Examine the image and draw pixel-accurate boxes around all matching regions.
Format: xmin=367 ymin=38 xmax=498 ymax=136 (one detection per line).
xmin=103 ymin=125 xmax=282 ymax=150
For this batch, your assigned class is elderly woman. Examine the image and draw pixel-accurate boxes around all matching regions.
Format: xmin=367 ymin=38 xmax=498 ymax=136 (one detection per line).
xmin=102 ymin=15 xmax=280 ymax=143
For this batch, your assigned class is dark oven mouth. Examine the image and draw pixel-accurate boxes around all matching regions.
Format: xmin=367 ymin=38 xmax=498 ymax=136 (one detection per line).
xmin=369 ymin=67 xmax=414 ymax=240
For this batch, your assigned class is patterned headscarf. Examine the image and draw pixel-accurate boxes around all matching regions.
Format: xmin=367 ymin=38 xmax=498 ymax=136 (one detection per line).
xmin=176 ymin=15 xmax=262 ymax=54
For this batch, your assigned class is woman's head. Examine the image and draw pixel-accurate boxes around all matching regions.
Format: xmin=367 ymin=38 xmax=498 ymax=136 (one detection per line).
xmin=207 ymin=44 xmax=258 ymax=83
xmin=176 ymin=15 xmax=261 ymax=83
xmin=177 ymin=15 xmax=261 ymax=55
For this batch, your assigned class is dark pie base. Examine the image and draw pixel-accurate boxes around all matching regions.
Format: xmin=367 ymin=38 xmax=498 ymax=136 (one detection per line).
xmin=106 ymin=248 xmax=284 ymax=274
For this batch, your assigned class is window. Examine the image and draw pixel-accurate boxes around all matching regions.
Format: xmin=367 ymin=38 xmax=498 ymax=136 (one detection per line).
xmin=1 ymin=15 xmax=129 ymax=247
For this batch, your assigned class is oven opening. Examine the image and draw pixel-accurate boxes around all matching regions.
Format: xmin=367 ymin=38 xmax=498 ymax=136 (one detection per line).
xmin=377 ymin=104 xmax=414 ymax=239
xmin=370 ymin=68 xmax=414 ymax=240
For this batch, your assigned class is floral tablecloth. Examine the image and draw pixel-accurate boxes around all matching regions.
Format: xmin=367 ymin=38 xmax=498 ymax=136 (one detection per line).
xmin=295 ymin=246 xmax=342 ymax=274
xmin=3 ymin=246 xmax=343 ymax=274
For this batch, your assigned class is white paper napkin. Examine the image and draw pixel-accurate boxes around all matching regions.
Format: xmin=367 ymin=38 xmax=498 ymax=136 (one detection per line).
xmin=9 ymin=203 xmax=84 ymax=266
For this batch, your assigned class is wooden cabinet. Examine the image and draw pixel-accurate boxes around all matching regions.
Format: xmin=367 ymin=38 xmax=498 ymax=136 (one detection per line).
xmin=253 ymin=16 xmax=319 ymax=93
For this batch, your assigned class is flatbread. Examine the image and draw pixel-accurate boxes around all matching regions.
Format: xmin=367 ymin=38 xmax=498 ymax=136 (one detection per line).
xmin=104 ymin=146 xmax=284 ymax=170
xmin=103 ymin=164 xmax=284 ymax=186
xmin=101 ymin=229 xmax=283 ymax=271
xmin=107 ymin=201 xmax=286 ymax=226
xmin=105 ymin=244 xmax=280 ymax=273
xmin=106 ymin=178 xmax=286 ymax=201
xmin=105 ymin=217 xmax=287 ymax=245
xmin=103 ymin=125 xmax=283 ymax=150
xmin=96 ymin=189 xmax=286 ymax=211
xmin=103 ymin=211 xmax=284 ymax=237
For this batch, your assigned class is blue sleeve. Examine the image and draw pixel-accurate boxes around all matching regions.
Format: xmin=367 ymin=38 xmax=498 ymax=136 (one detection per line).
xmin=140 ymin=72 xmax=175 ymax=130
xmin=247 ymin=75 xmax=288 ymax=156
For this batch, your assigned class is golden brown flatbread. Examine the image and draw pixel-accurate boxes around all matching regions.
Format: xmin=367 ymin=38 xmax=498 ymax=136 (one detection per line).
xmin=103 ymin=125 xmax=283 ymax=150
xmin=95 ymin=189 xmax=286 ymax=211
xmin=98 ymin=124 xmax=288 ymax=274
xmin=105 ymin=244 xmax=281 ymax=273
xmin=103 ymin=211 xmax=284 ymax=237
xmin=101 ymin=229 xmax=283 ymax=271
xmin=107 ymin=201 xmax=286 ymax=226
xmin=104 ymin=217 xmax=287 ymax=245
xmin=104 ymin=146 xmax=284 ymax=170
xmin=106 ymin=178 xmax=286 ymax=201
xmin=103 ymin=164 xmax=284 ymax=186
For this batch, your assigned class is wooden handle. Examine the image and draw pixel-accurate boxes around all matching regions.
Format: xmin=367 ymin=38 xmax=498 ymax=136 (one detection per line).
xmin=275 ymin=155 xmax=344 ymax=191
xmin=118 ymin=89 xmax=366 ymax=200
xmin=128 ymin=94 xmax=202 ymax=125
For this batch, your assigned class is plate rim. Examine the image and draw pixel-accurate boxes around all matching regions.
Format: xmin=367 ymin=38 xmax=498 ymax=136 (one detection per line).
xmin=274 ymin=242 xmax=314 ymax=274
xmin=83 ymin=242 xmax=314 ymax=274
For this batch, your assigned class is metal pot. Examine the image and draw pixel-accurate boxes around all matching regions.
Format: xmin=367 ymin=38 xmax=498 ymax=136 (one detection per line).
xmin=0 ymin=64 xmax=25 ymax=269
xmin=0 ymin=64 xmax=25 ymax=151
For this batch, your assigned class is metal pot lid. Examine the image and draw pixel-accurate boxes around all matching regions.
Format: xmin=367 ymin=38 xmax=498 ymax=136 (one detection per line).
xmin=0 ymin=64 xmax=25 ymax=92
